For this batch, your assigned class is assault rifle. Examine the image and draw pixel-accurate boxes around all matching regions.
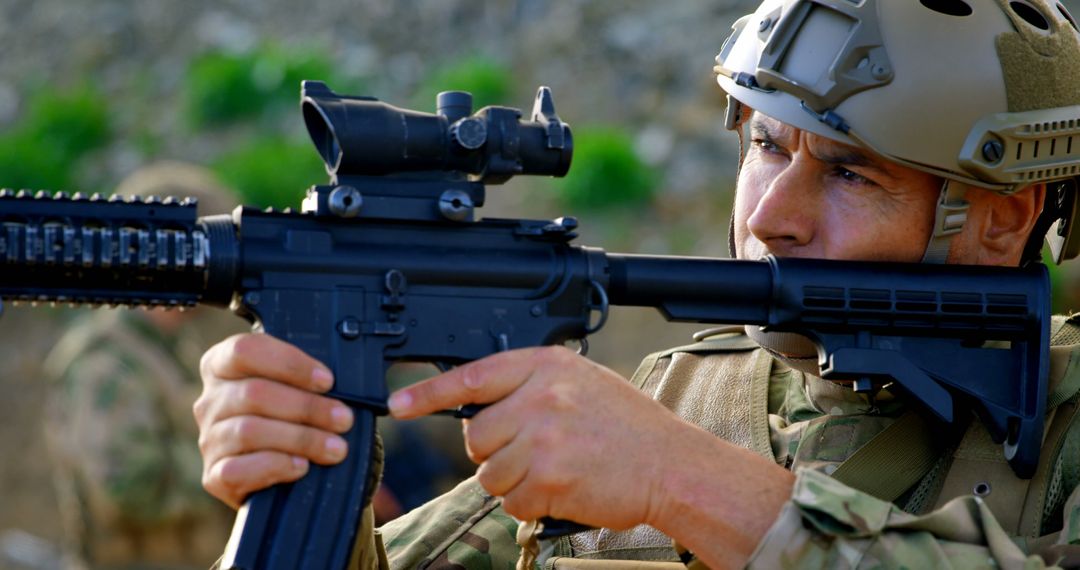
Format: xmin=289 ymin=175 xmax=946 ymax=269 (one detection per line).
xmin=0 ymin=81 xmax=1050 ymax=569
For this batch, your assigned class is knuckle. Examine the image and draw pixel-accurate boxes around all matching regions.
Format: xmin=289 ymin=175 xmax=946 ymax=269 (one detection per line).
xmin=236 ymin=379 xmax=267 ymax=407
xmin=530 ymin=427 xmax=559 ymax=455
xmin=533 ymin=463 xmax=570 ymax=495
xmin=534 ymin=383 xmax=574 ymax=413
xmin=210 ymin=333 xmax=252 ymax=376
xmin=461 ymin=423 xmax=481 ymax=462
xmin=206 ymin=460 xmax=244 ymax=507
xmin=215 ymin=458 xmax=247 ymax=494
xmin=501 ymin=494 xmax=522 ymax=517
xmin=229 ymin=416 xmax=260 ymax=448
xmin=192 ymin=394 xmax=209 ymax=424
xmin=463 ymin=441 xmax=483 ymax=464
xmin=529 ymin=421 xmax=573 ymax=459
xmin=197 ymin=429 xmax=211 ymax=455
xmin=475 ymin=463 xmax=494 ymax=489
xmin=201 ymin=466 xmax=213 ymax=489
xmin=460 ymin=365 xmax=484 ymax=395
xmin=198 ymin=348 xmax=214 ymax=381
xmin=530 ymin=477 xmax=561 ymax=499
xmin=228 ymin=333 xmax=260 ymax=363
xmin=502 ymin=495 xmax=539 ymax=522
xmin=537 ymin=344 xmax=573 ymax=365
xmin=303 ymin=393 xmax=327 ymax=426
xmin=296 ymin=426 xmax=322 ymax=455
xmin=201 ymin=467 xmax=219 ymax=496
xmin=418 ymin=379 xmax=453 ymax=409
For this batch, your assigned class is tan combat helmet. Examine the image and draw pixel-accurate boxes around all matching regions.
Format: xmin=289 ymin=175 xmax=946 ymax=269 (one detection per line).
xmin=715 ymin=0 xmax=1080 ymax=264
xmin=115 ymin=160 xmax=238 ymax=216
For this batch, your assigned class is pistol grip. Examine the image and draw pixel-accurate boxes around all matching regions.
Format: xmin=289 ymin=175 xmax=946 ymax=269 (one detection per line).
xmin=220 ymin=405 xmax=378 ymax=570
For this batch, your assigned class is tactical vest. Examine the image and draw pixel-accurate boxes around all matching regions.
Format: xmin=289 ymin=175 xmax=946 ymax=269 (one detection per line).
xmin=372 ymin=318 xmax=1080 ymax=569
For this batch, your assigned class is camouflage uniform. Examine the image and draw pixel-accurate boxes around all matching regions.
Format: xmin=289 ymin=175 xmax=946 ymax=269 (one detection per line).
xmin=363 ymin=317 xmax=1080 ymax=569
xmin=45 ymin=309 xmax=241 ymax=569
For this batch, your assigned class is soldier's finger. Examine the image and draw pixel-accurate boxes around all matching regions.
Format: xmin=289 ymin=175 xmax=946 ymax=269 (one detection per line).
xmin=500 ymin=480 xmax=553 ymax=524
xmin=201 ymin=333 xmax=333 ymax=393
xmin=461 ymin=387 xmax=528 ymax=462
xmin=474 ymin=437 xmax=530 ymax=498
xmin=198 ymin=378 xmax=353 ymax=433
xmin=204 ymin=451 xmax=310 ymax=510
xmin=200 ymin=414 xmax=349 ymax=469
xmin=389 ymin=347 xmax=563 ymax=419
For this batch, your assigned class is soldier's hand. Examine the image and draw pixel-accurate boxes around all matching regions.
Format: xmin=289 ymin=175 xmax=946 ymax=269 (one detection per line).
xmin=387 ymin=345 xmax=682 ymax=530
xmin=194 ymin=333 xmax=354 ymax=509
xmin=390 ymin=346 xmax=794 ymax=568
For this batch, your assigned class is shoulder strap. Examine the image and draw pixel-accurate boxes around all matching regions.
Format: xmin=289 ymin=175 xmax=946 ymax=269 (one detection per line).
xmin=1048 ymin=316 xmax=1080 ymax=409
xmin=1018 ymin=389 xmax=1080 ymax=537
xmin=628 ymin=328 xmax=758 ymax=392
xmin=830 ymin=411 xmax=941 ymax=503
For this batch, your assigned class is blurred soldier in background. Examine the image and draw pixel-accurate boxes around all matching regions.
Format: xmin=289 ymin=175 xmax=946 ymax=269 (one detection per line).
xmin=43 ymin=162 xmax=243 ymax=569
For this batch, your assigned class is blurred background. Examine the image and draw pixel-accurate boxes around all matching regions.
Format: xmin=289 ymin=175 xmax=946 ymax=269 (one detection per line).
xmin=3 ymin=0 xmax=1080 ymax=568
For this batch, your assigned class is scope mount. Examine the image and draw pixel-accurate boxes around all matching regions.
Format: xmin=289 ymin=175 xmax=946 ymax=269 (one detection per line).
xmin=301 ymin=175 xmax=486 ymax=223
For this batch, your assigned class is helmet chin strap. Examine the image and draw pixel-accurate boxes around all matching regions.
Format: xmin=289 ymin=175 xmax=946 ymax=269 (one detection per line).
xmin=726 ymin=95 xmax=746 ymax=260
xmin=921 ymin=178 xmax=969 ymax=264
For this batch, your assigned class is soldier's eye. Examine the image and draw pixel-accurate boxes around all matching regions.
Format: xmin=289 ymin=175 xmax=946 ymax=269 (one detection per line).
xmin=835 ymin=167 xmax=872 ymax=186
xmin=752 ymin=138 xmax=780 ymax=153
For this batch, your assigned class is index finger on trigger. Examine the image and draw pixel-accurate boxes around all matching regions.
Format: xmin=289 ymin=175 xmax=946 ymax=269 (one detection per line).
xmin=202 ymin=333 xmax=334 ymax=393
xmin=388 ymin=348 xmax=539 ymax=419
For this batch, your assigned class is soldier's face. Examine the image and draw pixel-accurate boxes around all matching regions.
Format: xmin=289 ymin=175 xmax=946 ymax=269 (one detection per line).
xmin=733 ymin=112 xmax=944 ymax=263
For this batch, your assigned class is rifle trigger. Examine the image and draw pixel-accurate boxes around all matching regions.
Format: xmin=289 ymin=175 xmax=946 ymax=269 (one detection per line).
xmin=433 ymin=404 xmax=487 ymax=419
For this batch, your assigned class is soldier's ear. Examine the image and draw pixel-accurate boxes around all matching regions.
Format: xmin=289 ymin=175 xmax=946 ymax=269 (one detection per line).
xmin=973 ymin=183 xmax=1045 ymax=266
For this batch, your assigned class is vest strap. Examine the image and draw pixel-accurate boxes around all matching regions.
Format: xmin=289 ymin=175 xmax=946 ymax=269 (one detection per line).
xmin=830 ymin=410 xmax=940 ymax=502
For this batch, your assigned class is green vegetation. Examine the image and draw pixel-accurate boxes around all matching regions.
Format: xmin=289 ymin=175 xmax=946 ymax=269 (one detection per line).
xmin=412 ymin=56 xmax=513 ymax=110
xmin=183 ymin=45 xmax=333 ymax=128
xmin=211 ymin=137 xmax=326 ymax=210
xmin=0 ymin=86 xmax=110 ymax=191
xmin=182 ymin=44 xmax=365 ymax=207
xmin=0 ymin=48 xmax=669 ymax=241
xmin=552 ymin=126 xmax=657 ymax=211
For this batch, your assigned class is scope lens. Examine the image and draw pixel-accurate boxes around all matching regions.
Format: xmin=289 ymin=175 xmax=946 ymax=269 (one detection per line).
xmin=302 ymin=101 xmax=342 ymax=173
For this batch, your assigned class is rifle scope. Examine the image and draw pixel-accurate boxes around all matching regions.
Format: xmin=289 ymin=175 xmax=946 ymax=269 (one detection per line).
xmin=301 ymin=81 xmax=573 ymax=184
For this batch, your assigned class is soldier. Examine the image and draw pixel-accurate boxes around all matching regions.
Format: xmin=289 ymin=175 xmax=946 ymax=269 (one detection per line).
xmin=194 ymin=1 xmax=1080 ymax=568
xmin=45 ymin=162 xmax=243 ymax=569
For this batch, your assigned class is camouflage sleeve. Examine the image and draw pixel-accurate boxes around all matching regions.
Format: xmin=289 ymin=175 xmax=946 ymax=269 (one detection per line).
xmin=47 ymin=347 xmax=216 ymax=525
xmin=376 ymin=476 xmax=522 ymax=569
xmin=747 ymin=468 xmax=1075 ymax=569
xmin=1039 ymin=483 xmax=1080 ymax=567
